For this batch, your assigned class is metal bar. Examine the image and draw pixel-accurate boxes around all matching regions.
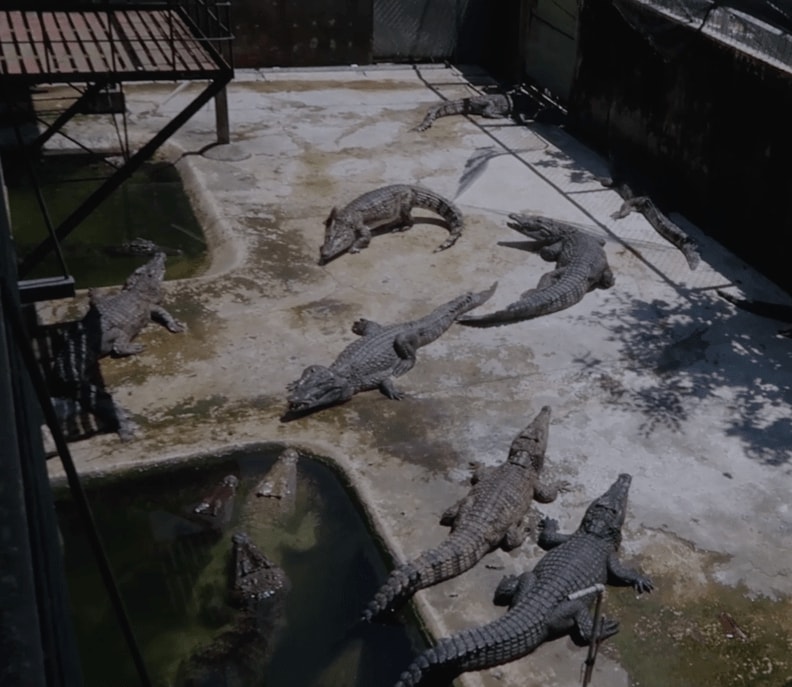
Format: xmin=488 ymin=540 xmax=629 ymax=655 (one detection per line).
xmin=18 ymin=73 xmax=231 ymax=278
xmin=29 ymin=80 xmax=109 ymax=150
xmin=1 ymin=279 xmax=154 ymax=687
xmin=581 ymin=587 xmax=605 ymax=686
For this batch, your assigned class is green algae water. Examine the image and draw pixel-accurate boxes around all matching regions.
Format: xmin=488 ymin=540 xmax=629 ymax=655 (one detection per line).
xmin=5 ymin=153 xmax=207 ymax=287
xmin=55 ymin=448 xmax=426 ymax=687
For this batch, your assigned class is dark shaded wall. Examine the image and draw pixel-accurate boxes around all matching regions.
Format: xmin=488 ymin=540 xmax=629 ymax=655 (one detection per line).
xmin=231 ymin=0 xmax=373 ymax=67
xmin=568 ymin=1 xmax=792 ymax=293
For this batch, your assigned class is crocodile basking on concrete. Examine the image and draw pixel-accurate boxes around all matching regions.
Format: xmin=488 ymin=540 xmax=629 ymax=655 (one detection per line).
xmin=599 ymin=168 xmax=701 ymax=270
xmin=318 ymin=184 xmax=464 ymax=264
xmin=415 ymin=93 xmax=514 ymax=132
xmin=394 ymin=473 xmax=653 ymax=687
xmin=89 ymin=251 xmax=185 ymax=357
xmin=363 ymin=406 xmax=565 ymax=621
xmin=458 ymin=214 xmax=614 ymax=328
xmin=285 ymin=283 xmax=496 ymax=417
xmin=177 ymin=532 xmax=290 ymax=687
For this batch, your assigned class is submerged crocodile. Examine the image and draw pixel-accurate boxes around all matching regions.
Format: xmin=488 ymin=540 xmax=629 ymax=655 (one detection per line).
xmin=103 ymin=237 xmax=182 ymax=258
xmin=459 ymin=214 xmax=614 ymax=328
xmin=363 ymin=406 xmax=564 ymax=621
xmin=717 ymin=290 xmax=792 ymax=337
xmin=89 ymin=251 xmax=185 ymax=357
xmin=177 ymin=532 xmax=290 ymax=687
xmin=394 ymin=473 xmax=653 ymax=687
xmin=318 ymin=184 xmax=464 ymax=264
xmin=193 ymin=475 xmax=240 ymax=530
xmin=285 ymin=283 xmax=496 ymax=416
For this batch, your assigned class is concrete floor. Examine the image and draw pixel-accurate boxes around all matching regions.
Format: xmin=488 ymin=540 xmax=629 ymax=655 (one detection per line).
xmin=41 ymin=65 xmax=792 ymax=687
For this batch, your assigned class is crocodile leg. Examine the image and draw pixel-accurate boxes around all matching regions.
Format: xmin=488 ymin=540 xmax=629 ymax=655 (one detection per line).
xmin=439 ymin=498 xmax=464 ymax=526
xmin=607 ymin=553 xmax=654 ymax=593
xmin=111 ymin=337 xmax=146 ymax=357
xmin=537 ymin=517 xmax=571 ymax=549
xmin=151 ymin=305 xmax=185 ymax=333
xmin=493 ymin=571 xmax=535 ymax=606
xmin=502 ymin=517 xmax=531 ymax=550
xmin=349 ymin=222 xmax=372 ymax=253
xmin=534 ymin=479 xmax=565 ymax=504
xmin=549 ymin=600 xmax=620 ymax=643
xmin=351 ymin=318 xmax=383 ymax=336
xmin=379 ymin=377 xmax=406 ymax=400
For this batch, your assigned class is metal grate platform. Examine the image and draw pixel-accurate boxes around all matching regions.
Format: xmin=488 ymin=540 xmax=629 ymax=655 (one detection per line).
xmin=0 ymin=8 xmax=223 ymax=82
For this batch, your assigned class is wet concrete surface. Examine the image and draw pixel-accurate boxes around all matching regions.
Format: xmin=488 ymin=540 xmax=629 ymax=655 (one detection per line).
xmin=38 ymin=65 xmax=792 ymax=686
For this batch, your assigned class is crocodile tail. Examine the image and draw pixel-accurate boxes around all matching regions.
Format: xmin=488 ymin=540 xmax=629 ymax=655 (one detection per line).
xmin=415 ymin=99 xmax=468 ymax=132
xmin=364 ymin=535 xmax=489 ymax=621
xmin=449 ymin=282 xmax=498 ymax=320
xmin=410 ymin=187 xmax=465 ymax=251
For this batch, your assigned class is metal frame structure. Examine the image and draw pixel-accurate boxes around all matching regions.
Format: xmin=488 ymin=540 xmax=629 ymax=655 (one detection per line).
xmin=0 ymin=0 xmax=234 ymax=302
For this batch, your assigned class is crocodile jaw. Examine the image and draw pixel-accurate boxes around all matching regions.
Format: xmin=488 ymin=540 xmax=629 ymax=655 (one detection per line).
xmin=286 ymin=365 xmax=352 ymax=411
xmin=318 ymin=216 xmax=355 ymax=265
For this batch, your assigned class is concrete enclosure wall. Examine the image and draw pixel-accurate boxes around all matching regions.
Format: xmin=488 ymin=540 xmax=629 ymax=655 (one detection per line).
xmin=567 ymin=0 xmax=792 ymax=293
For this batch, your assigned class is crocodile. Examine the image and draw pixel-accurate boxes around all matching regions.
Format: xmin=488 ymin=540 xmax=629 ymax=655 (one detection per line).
xmin=88 ymin=251 xmax=185 ymax=357
xmin=363 ymin=406 xmax=565 ymax=621
xmin=177 ymin=532 xmax=290 ymax=687
xmin=394 ymin=473 xmax=653 ymax=687
xmin=599 ymin=171 xmax=701 ymax=270
xmin=193 ymin=475 xmax=240 ymax=530
xmin=717 ymin=289 xmax=792 ymax=337
xmin=458 ymin=214 xmax=614 ymax=328
xmin=285 ymin=283 xmax=497 ymax=417
xmin=103 ymin=237 xmax=182 ymax=258
xmin=415 ymin=93 xmax=514 ymax=132
xmin=318 ymin=184 xmax=464 ymax=264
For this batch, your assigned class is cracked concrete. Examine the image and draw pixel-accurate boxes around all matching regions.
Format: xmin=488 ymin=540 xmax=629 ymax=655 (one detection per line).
xmin=39 ymin=65 xmax=792 ymax=686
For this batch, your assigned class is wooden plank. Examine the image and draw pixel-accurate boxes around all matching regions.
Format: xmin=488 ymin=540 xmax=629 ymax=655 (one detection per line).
xmin=117 ymin=10 xmax=162 ymax=71
xmin=10 ymin=10 xmax=41 ymax=75
xmin=39 ymin=13 xmax=75 ymax=74
xmin=67 ymin=11 xmax=108 ymax=72
xmin=56 ymin=12 xmax=91 ymax=73
xmin=0 ymin=12 xmax=23 ymax=75
xmin=137 ymin=10 xmax=187 ymax=71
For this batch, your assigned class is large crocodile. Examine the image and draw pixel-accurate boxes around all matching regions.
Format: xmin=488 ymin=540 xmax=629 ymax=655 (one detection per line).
xmin=394 ymin=473 xmax=653 ymax=687
xmin=458 ymin=214 xmax=614 ymax=328
xmin=177 ymin=532 xmax=290 ymax=687
xmin=363 ymin=406 xmax=564 ymax=621
xmin=88 ymin=251 xmax=185 ymax=357
xmin=285 ymin=283 xmax=496 ymax=417
xmin=318 ymin=184 xmax=464 ymax=264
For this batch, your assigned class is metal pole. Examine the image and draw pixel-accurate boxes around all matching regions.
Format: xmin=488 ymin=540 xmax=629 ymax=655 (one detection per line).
xmin=579 ymin=585 xmax=605 ymax=687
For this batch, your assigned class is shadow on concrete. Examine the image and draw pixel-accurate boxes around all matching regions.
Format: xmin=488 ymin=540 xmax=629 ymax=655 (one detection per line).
xmin=580 ymin=288 xmax=792 ymax=467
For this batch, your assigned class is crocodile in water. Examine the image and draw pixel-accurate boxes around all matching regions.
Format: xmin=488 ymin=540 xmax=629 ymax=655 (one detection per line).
xmin=459 ymin=214 xmax=614 ymax=328
xmin=394 ymin=473 xmax=653 ymax=687
xmin=103 ymin=237 xmax=182 ymax=257
xmin=89 ymin=251 xmax=185 ymax=357
xmin=363 ymin=405 xmax=565 ymax=621
xmin=193 ymin=475 xmax=240 ymax=531
xmin=285 ymin=283 xmax=496 ymax=417
xmin=177 ymin=532 xmax=290 ymax=687
xmin=318 ymin=184 xmax=464 ymax=264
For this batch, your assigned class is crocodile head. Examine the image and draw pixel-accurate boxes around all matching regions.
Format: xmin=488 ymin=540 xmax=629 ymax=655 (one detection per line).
xmin=580 ymin=473 xmax=632 ymax=545
xmin=506 ymin=213 xmax=570 ymax=249
xmin=286 ymin=365 xmax=353 ymax=412
xmin=508 ymin=405 xmax=551 ymax=469
xmin=123 ymin=251 xmax=167 ymax=296
xmin=318 ymin=208 xmax=355 ymax=265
